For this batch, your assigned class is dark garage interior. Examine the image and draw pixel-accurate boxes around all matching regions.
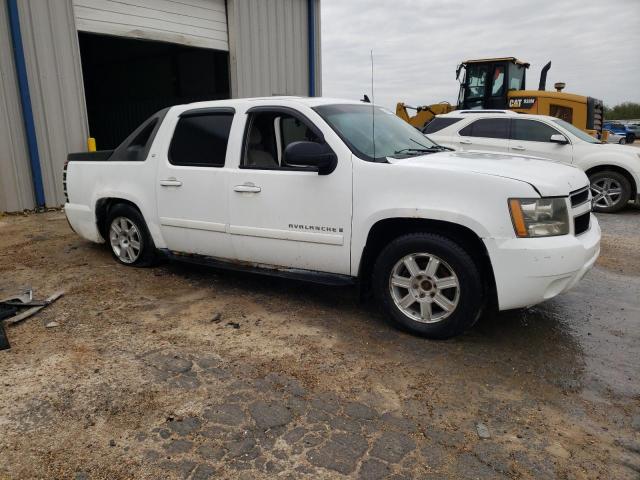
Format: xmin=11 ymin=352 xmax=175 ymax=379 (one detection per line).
xmin=78 ymin=32 xmax=230 ymax=149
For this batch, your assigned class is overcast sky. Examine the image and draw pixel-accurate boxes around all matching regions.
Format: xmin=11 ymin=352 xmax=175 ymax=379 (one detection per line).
xmin=320 ymin=0 xmax=640 ymax=110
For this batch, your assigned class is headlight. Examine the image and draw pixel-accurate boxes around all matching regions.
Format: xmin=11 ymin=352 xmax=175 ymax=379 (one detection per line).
xmin=508 ymin=198 xmax=569 ymax=237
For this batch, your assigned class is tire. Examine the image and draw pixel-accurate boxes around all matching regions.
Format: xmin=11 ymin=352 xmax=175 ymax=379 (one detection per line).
xmin=619 ymin=138 xmax=626 ymax=145
xmin=105 ymin=203 xmax=157 ymax=266
xmin=372 ymin=233 xmax=483 ymax=339
xmin=589 ymin=171 xmax=631 ymax=213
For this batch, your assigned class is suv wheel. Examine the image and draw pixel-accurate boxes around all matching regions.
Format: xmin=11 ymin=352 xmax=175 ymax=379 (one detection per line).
xmin=372 ymin=233 xmax=483 ymax=339
xmin=589 ymin=171 xmax=631 ymax=213
xmin=106 ymin=204 xmax=157 ymax=266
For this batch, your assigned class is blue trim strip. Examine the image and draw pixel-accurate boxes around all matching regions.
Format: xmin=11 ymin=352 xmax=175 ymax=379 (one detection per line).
xmin=7 ymin=0 xmax=45 ymax=207
xmin=307 ymin=0 xmax=315 ymax=97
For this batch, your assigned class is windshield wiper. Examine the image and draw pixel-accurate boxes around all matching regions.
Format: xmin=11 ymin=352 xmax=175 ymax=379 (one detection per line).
xmin=393 ymin=145 xmax=452 ymax=155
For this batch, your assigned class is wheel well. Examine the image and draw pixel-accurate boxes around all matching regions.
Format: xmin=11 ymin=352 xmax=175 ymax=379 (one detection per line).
xmin=358 ymin=218 xmax=497 ymax=306
xmin=95 ymin=197 xmax=141 ymax=240
xmin=586 ymin=165 xmax=637 ymax=198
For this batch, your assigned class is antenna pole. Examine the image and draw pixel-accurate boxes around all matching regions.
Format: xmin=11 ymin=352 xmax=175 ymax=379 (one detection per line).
xmin=371 ymin=49 xmax=375 ymax=159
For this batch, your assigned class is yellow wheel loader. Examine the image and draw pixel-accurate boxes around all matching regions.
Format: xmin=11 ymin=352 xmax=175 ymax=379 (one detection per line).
xmin=396 ymin=57 xmax=604 ymax=137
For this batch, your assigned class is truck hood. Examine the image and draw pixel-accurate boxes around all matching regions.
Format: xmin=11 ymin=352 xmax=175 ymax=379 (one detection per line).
xmin=387 ymin=151 xmax=588 ymax=196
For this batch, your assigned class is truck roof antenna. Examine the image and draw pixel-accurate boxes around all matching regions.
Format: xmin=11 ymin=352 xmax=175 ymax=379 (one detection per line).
xmin=371 ymin=49 xmax=376 ymax=160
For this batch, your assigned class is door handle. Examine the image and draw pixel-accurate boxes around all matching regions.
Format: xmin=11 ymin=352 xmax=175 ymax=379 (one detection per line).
xmin=234 ymin=184 xmax=261 ymax=193
xmin=160 ymin=178 xmax=182 ymax=187
xmin=512 ymin=145 xmax=526 ymax=151
xmin=460 ymin=139 xmax=472 ymax=145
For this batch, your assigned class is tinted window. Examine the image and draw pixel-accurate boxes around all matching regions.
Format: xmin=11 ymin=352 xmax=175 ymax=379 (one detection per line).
xmin=511 ymin=119 xmax=561 ymax=142
xmin=459 ymin=118 xmax=509 ymax=139
xmin=422 ymin=117 xmax=462 ymax=134
xmin=169 ymin=113 xmax=233 ymax=167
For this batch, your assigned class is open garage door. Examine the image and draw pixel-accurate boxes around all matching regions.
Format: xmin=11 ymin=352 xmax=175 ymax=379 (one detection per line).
xmin=74 ymin=0 xmax=230 ymax=149
xmin=78 ymin=33 xmax=229 ymax=149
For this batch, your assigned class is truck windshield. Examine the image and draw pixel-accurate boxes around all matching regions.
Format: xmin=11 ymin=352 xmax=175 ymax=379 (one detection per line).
xmin=314 ymin=104 xmax=440 ymax=161
xmin=551 ymin=118 xmax=602 ymax=144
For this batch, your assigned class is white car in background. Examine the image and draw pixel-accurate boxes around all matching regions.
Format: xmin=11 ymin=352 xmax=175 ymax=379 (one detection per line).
xmin=605 ymin=131 xmax=626 ymax=145
xmin=424 ymin=111 xmax=640 ymax=212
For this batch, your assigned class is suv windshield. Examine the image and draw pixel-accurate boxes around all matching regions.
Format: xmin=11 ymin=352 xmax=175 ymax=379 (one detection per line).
xmin=551 ymin=118 xmax=601 ymax=144
xmin=314 ymin=104 xmax=441 ymax=161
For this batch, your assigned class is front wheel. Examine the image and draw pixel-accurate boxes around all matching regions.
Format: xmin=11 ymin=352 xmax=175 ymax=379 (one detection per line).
xmin=372 ymin=233 xmax=484 ymax=339
xmin=589 ymin=171 xmax=631 ymax=213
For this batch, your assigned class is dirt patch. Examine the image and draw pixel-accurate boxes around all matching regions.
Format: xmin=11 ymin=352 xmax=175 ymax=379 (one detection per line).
xmin=0 ymin=211 xmax=639 ymax=479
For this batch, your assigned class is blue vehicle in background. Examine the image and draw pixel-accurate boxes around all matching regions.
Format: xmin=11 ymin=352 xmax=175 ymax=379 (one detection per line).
xmin=603 ymin=122 xmax=635 ymax=144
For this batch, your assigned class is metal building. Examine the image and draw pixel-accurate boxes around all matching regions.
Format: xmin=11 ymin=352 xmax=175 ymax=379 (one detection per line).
xmin=0 ymin=0 xmax=321 ymax=212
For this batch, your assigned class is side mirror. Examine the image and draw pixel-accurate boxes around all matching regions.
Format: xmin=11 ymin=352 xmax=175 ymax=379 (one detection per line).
xmin=550 ymin=134 xmax=569 ymax=145
xmin=283 ymin=141 xmax=337 ymax=175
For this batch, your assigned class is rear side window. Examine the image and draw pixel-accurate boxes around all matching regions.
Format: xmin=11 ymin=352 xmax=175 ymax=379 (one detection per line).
xmin=422 ymin=117 xmax=462 ymax=134
xmin=511 ymin=119 xmax=560 ymax=142
xmin=169 ymin=112 xmax=234 ymax=167
xmin=459 ymin=118 xmax=509 ymax=139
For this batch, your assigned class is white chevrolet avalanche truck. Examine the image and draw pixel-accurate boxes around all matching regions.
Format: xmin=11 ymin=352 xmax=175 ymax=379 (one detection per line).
xmin=64 ymin=97 xmax=600 ymax=339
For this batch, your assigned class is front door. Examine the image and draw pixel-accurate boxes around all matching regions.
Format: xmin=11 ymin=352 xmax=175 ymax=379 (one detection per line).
xmin=509 ymin=118 xmax=573 ymax=164
xmin=155 ymin=108 xmax=235 ymax=258
xmin=227 ymin=108 xmax=352 ymax=275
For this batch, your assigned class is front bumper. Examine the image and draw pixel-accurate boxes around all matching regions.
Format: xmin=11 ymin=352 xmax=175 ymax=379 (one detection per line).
xmin=485 ymin=215 xmax=601 ymax=310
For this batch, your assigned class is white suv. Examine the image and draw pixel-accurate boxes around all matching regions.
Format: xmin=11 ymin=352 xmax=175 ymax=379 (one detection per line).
xmin=424 ymin=111 xmax=640 ymax=212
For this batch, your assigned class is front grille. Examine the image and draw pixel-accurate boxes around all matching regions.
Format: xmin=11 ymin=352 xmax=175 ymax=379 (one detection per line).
xmin=570 ymin=186 xmax=590 ymax=207
xmin=574 ymin=211 xmax=590 ymax=235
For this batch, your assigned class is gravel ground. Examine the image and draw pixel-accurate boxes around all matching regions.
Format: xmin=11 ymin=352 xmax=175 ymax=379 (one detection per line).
xmin=0 ymin=207 xmax=639 ymax=479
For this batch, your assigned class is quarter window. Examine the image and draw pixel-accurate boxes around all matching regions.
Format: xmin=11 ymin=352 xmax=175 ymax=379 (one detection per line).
xmin=169 ymin=112 xmax=234 ymax=167
xmin=511 ymin=119 xmax=561 ymax=142
xmin=459 ymin=118 xmax=509 ymax=139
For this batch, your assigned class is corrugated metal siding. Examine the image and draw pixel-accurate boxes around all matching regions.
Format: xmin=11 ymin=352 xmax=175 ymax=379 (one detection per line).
xmin=228 ymin=0 xmax=321 ymax=98
xmin=0 ymin=0 xmax=34 ymax=211
xmin=18 ymin=0 xmax=89 ymax=207
xmin=73 ymin=0 xmax=228 ymax=51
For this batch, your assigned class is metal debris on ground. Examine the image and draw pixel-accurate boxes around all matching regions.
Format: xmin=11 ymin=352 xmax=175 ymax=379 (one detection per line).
xmin=0 ymin=289 xmax=65 ymax=350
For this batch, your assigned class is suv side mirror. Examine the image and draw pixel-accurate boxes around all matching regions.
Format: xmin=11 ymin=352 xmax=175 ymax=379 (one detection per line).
xmin=283 ymin=141 xmax=337 ymax=175
xmin=550 ymin=134 xmax=569 ymax=145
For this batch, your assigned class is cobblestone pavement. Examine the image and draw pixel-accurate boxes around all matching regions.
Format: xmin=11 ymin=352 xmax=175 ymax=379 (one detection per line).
xmin=0 ymin=209 xmax=639 ymax=479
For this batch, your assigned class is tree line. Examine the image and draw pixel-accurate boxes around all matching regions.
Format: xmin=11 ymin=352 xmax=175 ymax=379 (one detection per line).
xmin=604 ymin=102 xmax=640 ymax=120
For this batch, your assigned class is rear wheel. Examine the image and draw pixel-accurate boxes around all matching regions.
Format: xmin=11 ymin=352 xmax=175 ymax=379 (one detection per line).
xmin=589 ymin=171 xmax=631 ymax=213
xmin=372 ymin=233 xmax=483 ymax=339
xmin=106 ymin=204 xmax=157 ymax=266
xmin=619 ymin=137 xmax=627 ymax=145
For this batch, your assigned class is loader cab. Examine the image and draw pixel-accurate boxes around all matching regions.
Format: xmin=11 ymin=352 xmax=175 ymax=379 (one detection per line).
xmin=457 ymin=57 xmax=529 ymax=110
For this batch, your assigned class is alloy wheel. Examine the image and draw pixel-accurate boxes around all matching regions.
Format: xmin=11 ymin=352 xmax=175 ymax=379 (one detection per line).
xmin=109 ymin=216 xmax=142 ymax=264
xmin=389 ymin=253 xmax=460 ymax=323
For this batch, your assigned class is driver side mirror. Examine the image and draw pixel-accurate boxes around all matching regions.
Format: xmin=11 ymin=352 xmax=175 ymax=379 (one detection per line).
xmin=550 ymin=134 xmax=569 ymax=145
xmin=283 ymin=141 xmax=337 ymax=175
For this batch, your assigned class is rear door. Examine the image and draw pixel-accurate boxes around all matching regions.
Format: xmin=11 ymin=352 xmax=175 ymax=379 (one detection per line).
xmin=456 ymin=118 xmax=510 ymax=152
xmin=155 ymin=107 xmax=235 ymax=257
xmin=509 ymin=118 xmax=573 ymax=164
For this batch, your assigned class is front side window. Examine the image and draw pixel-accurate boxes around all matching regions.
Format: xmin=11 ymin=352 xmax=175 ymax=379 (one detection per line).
xmin=314 ymin=104 xmax=440 ymax=161
xmin=511 ymin=119 xmax=561 ymax=142
xmin=242 ymin=111 xmax=321 ymax=169
xmin=459 ymin=118 xmax=509 ymax=139
xmin=552 ymin=118 xmax=600 ymax=144
xmin=169 ymin=112 xmax=233 ymax=167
